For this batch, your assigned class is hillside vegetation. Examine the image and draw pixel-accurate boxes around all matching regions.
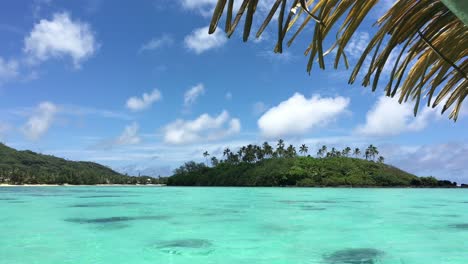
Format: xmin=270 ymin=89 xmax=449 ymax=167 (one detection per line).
xmin=168 ymin=141 xmax=457 ymax=187
xmin=0 ymin=143 xmax=158 ymax=185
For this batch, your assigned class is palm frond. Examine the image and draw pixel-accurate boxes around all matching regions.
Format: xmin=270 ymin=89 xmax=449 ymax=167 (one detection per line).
xmin=209 ymin=0 xmax=468 ymax=120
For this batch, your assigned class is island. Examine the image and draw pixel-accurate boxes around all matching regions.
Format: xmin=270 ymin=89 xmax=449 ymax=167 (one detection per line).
xmin=167 ymin=141 xmax=459 ymax=188
xmin=0 ymin=143 xmax=163 ymax=185
xmin=0 ymin=142 xmax=460 ymax=187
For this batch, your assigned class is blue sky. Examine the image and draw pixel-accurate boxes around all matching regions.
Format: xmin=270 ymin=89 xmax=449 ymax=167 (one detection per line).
xmin=0 ymin=0 xmax=467 ymax=182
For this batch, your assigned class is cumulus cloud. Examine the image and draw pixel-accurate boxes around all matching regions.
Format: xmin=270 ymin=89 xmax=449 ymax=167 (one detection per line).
xmin=0 ymin=57 xmax=19 ymax=85
xmin=139 ymin=34 xmax=174 ymax=52
xmin=24 ymin=12 xmax=98 ymax=68
xmin=184 ymin=26 xmax=226 ymax=54
xmin=184 ymin=83 xmax=205 ymax=106
xmin=258 ymin=93 xmax=350 ymax=138
xmin=163 ymin=110 xmax=241 ymax=144
xmin=116 ymin=122 xmax=141 ymax=145
xmin=22 ymin=101 xmax=58 ymax=140
xmin=355 ymin=95 xmax=437 ymax=137
xmin=126 ymin=89 xmax=162 ymax=111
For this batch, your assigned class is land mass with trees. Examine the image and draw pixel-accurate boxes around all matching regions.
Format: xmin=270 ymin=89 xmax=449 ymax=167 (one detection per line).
xmin=0 ymin=143 xmax=162 ymax=185
xmin=0 ymin=142 xmax=463 ymax=187
xmin=168 ymin=141 xmax=461 ymax=188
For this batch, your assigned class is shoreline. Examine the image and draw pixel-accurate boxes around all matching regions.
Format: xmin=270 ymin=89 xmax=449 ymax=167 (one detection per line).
xmin=0 ymin=184 xmax=465 ymax=188
xmin=0 ymin=184 xmax=167 ymax=187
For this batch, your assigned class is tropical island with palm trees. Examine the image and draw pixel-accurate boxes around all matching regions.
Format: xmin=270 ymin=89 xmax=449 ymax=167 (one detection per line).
xmin=168 ymin=140 xmax=459 ymax=187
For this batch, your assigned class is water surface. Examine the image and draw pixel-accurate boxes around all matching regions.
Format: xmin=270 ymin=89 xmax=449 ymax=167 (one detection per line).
xmin=0 ymin=187 xmax=467 ymax=264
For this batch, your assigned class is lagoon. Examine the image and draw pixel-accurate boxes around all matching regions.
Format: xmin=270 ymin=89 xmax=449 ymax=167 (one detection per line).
xmin=0 ymin=187 xmax=467 ymax=264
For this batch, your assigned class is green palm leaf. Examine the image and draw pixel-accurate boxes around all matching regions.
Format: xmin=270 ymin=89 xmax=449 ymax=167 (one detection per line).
xmin=209 ymin=0 xmax=468 ymax=120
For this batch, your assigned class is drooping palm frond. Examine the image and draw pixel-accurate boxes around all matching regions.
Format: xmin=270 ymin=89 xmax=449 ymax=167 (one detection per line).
xmin=209 ymin=0 xmax=468 ymax=120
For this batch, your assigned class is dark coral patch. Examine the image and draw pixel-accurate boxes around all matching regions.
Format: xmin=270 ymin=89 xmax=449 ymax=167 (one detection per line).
xmin=156 ymin=239 xmax=213 ymax=249
xmin=78 ymin=195 xmax=125 ymax=198
xmin=154 ymin=239 xmax=214 ymax=255
xmin=300 ymin=205 xmax=326 ymax=211
xmin=278 ymin=200 xmax=337 ymax=204
xmin=69 ymin=202 xmax=141 ymax=208
xmin=65 ymin=215 xmax=169 ymax=224
xmin=449 ymin=223 xmax=468 ymax=229
xmin=323 ymin=248 xmax=384 ymax=264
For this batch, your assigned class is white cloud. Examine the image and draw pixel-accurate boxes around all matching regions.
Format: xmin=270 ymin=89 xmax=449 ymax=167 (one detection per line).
xmin=116 ymin=122 xmax=141 ymax=145
xmin=163 ymin=110 xmax=241 ymax=144
xmin=355 ymin=95 xmax=437 ymax=137
xmin=184 ymin=83 xmax=205 ymax=106
xmin=184 ymin=26 xmax=226 ymax=54
xmin=225 ymin=92 xmax=232 ymax=100
xmin=24 ymin=12 xmax=98 ymax=68
xmin=345 ymin=32 xmax=369 ymax=59
xmin=22 ymin=101 xmax=58 ymax=140
xmin=0 ymin=57 xmax=19 ymax=84
xmin=258 ymin=93 xmax=350 ymax=138
xmin=126 ymin=89 xmax=162 ymax=111
xmin=139 ymin=34 xmax=174 ymax=52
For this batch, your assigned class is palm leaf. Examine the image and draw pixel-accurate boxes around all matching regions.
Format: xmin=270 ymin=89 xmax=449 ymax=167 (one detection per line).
xmin=209 ymin=0 xmax=468 ymax=120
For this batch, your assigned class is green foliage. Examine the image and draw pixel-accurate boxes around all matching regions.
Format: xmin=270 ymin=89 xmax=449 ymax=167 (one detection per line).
xmin=0 ymin=143 xmax=160 ymax=185
xmin=168 ymin=156 xmax=457 ymax=188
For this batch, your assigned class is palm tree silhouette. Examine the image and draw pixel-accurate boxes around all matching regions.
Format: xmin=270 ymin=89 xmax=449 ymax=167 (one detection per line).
xmin=262 ymin=142 xmax=273 ymax=158
xmin=299 ymin=144 xmax=308 ymax=156
xmin=353 ymin=148 xmax=361 ymax=158
xmin=276 ymin=139 xmax=285 ymax=157
xmin=342 ymin=147 xmax=351 ymax=157
xmin=203 ymin=151 xmax=210 ymax=165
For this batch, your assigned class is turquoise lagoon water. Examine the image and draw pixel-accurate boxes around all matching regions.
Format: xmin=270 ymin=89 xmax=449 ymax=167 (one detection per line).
xmin=0 ymin=187 xmax=467 ymax=264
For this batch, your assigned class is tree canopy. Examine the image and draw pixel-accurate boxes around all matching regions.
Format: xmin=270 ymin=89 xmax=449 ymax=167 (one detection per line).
xmin=168 ymin=141 xmax=458 ymax=187
xmin=0 ymin=143 xmax=161 ymax=185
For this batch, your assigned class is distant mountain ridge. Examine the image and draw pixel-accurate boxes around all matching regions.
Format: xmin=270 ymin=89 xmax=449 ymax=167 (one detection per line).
xmin=0 ymin=143 xmax=158 ymax=185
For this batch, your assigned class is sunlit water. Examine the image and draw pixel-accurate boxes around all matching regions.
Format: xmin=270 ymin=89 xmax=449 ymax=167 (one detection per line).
xmin=0 ymin=187 xmax=467 ymax=264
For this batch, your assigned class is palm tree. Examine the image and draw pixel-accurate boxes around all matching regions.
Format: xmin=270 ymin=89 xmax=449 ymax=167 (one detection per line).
xmin=209 ymin=0 xmax=467 ymax=120
xmin=223 ymin=148 xmax=231 ymax=159
xmin=203 ymin=151 xmax=210 ymax=165
xmin=276 ymin=139 xmax=285 ymax=157
xmin=211 ymin=156 xmax=219 ymax=167
xmin=285 ymin=145 xmax=297 ymax=158
xmin=377 ymin=156 xmax=385 ymax=163
xmin=262 ymin=142 xmax=273 ymax=158
xmin=321 ymin=145 xmax=327 ymax=156
xmin=353 ymin=148 xmax=361 ymax=158
xmin=364 ymin=149 xmax=370 ymax=160
xmin=299 ymin=144 xmax=308 ymax=156
xmin=255 ymin=145 xmax=265 ymax=161
xmin=365 ymin=145 xmax=379 ymax=161
xmin=317 ymin=149 xmax=323 ymax=158
xmin=342 ymin=147 xmax=351 ymax=157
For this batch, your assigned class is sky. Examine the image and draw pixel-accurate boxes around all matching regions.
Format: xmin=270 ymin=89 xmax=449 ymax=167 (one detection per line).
xmin=0 ymin=0 xmax=467 ymax=183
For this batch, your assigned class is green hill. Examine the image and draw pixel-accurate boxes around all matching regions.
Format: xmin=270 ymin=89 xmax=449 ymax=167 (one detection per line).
xmin=0 ymin=143 xmax=158 ymax=185
xmin=167 ymin=157 xmax=457 ymax=187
